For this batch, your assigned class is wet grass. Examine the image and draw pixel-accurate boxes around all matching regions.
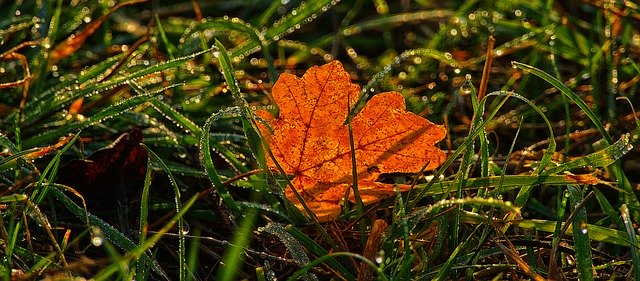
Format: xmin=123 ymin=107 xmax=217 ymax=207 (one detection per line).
xmin=1 ymin=0 xmax=640 ymax=280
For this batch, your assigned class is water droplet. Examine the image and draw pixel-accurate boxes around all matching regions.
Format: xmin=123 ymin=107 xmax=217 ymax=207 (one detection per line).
xmin=90 ymin=227 xmax=103 ymax=246
xmin=375 ymin=250 xmax=384 ymax=264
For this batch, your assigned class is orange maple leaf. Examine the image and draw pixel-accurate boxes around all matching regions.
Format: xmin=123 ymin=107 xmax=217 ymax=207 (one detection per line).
xmin=256 ymin=61 xmax=447 ymax=221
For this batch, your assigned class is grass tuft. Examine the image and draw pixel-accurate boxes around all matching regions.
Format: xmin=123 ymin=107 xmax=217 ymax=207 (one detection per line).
xmin=1 ymin=0 xmax=639 ymax=279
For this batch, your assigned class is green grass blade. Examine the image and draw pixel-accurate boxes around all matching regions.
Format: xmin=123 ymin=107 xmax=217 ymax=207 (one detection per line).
xmin=136 ymin=160 xmax=153 ymax=281
xmin=567 ymin=186 xmax=594 ymax=280
xmin=592 ymin=188 xmax=624 ymax=230
xmin=47 ymin=184 xmax=169 ymax=279
xmin=512 ymin=62 xmax=609 ymax=142
xmin=261 ymin=223 xmax=317 ymax=281
xmin=620 ymin=204 xmax=640 ymax=281
xmin=216 ymin=209 xmax=258 ymax=281
xmin=284 ymin=225 xmax=355 ymax=280
xmin=200 ymin=111 xmax=240 ymax=215
xmin=155 ymin=14 xmax=175 ymax=59
xmin=287 ymin=252 xmax=387 ymax=281
xmin=148 ymin=96 xmax=203 ymax=137
xmin=24 ymin=46 xmax=215 ymax=125
xmin=22 ymin=94 xmax=154 ymax=147
xmin=143 ymin=144 xmax=186 ymax=280
xmin=542 ymin=134 xmax=633 ymax=175
xmin=94 ymin=194 xmax=199 ymax=281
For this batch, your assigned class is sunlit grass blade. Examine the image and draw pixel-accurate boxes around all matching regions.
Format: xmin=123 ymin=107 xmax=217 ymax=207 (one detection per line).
xmin=147 ymin=95 xmax=203 ymax=137
xmin=22 ymin=94 xmax=154 ymax=147
xmin=408 ymin=197 xmax=521 ymax=226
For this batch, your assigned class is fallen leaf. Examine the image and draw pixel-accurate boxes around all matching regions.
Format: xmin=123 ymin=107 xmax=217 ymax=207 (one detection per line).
xmin=57 ymin=128 xmax=147 ymax=232
xmin=256 ymin=61 xmax=446 ymax=221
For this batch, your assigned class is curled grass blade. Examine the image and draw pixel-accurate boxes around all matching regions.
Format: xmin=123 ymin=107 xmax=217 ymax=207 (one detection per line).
xmin=200 ymin=110 xmax=240 ymax=215
xmin=512 ymin=62 xmax=608 ymax=141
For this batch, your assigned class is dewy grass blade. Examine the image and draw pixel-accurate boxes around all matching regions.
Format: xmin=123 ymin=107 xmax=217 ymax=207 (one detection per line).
xmin=201 ymin=112 xmax=240 ymax=215
xmin=94 ymin=194 xmax=199 ymax=281
xmin=567 ymin=186 xmax=594 ymax=280
xmin=22 ymin=94 xmax=154 ymax=147
xmin=542 ymin=134 xmax=633 ymax=176
xmin=143 ymin=144 xmax=186 ymax=281
xmin=261 ymin=223 xmax=317 ymax=281
xmin=216 ymin=209 xmax=258 ymax=281
xmin=283 ymin=225 xmax=355 ymax=280
xmin=512 ymin=61 xmax=640 ymax=219
xmin=24 ymin=46 xmax=215 ymax=125
xmin=620 ymin=204 xmax=640 ymax=281
xmin=148 ymin=96 xmax=203 ymax=137
xmin=136 ymin=160 xmax=153 ymax=281
xmin=47 ymin=184 xmax=169 ymax=279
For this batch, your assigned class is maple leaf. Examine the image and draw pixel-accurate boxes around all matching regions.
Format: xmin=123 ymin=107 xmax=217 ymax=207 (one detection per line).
xmin=256 ymin=61 xmax=447 ymax=221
